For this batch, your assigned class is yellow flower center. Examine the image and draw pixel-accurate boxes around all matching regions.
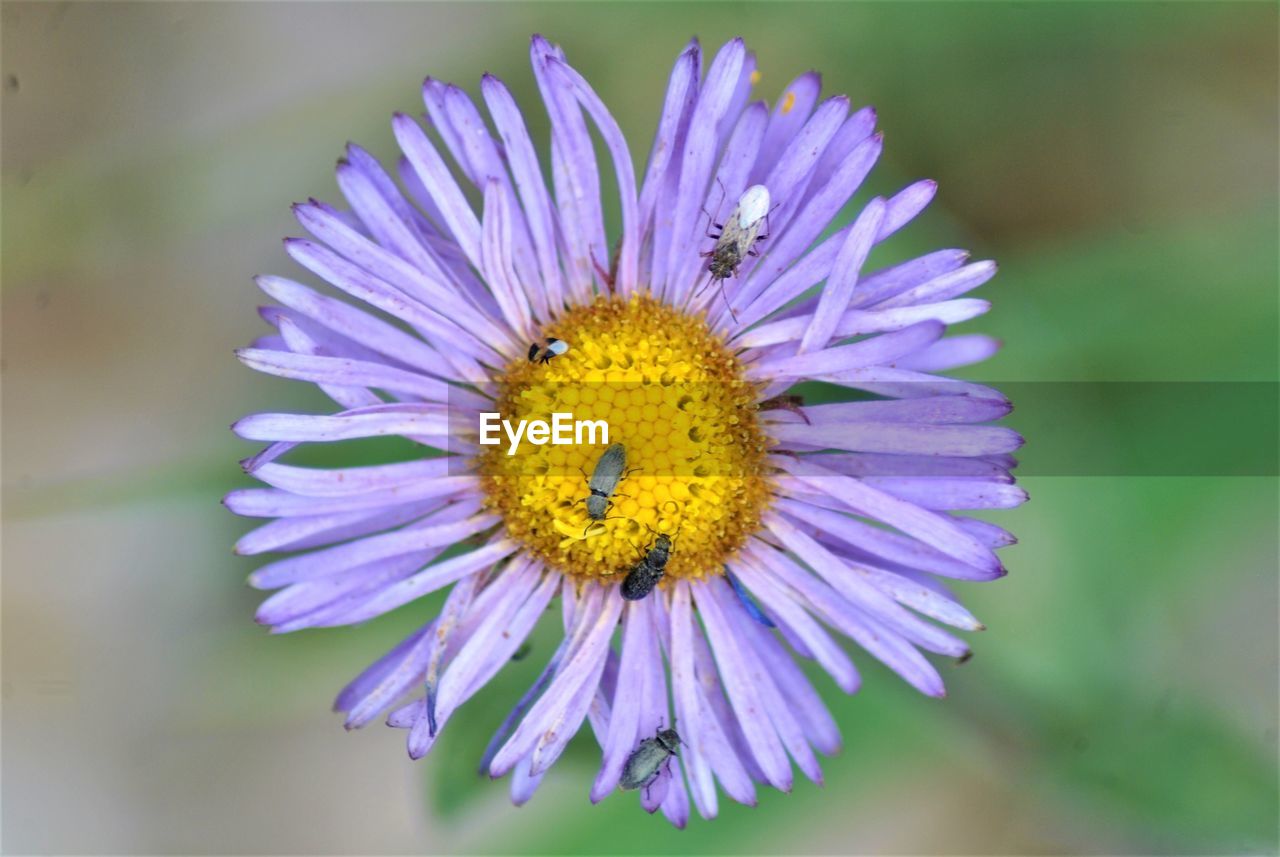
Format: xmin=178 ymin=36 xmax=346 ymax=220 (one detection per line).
xmin=478 ymin=295 xmax=772 ymax=586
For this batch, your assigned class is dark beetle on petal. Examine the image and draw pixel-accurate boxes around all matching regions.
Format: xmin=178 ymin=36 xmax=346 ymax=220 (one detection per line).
xmin=621 ymin=533 xmax=672 ymax=601
xmin=619 ymin=727 xmax=681 ymax=791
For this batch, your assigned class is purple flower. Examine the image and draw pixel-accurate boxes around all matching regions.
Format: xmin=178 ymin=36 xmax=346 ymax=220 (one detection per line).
xmin=227 ymin=35 xmax=1025 ymax=825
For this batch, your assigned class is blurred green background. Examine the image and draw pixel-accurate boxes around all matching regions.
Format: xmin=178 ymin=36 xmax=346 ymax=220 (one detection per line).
xmin=2 ymin=2 xmax=1276 ymax=854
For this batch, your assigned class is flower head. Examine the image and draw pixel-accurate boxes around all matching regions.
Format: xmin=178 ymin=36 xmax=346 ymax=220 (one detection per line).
xmin=228 ymin=35 xmax=1025 ymax=825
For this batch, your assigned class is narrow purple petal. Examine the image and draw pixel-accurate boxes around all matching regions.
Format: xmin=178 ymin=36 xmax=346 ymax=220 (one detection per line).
xmin=438 ymin=564 xmax=556 ymax=717
xmin=711 ymin=580 xmax=819 ymax=787
xmin=335 ymin=155 xmax=447 ymax=285
xmin=548 ymin=56 xmax=640 ymax=297
xmin=801 ymin=105 xmax=878 ymax=208
xmin=751 ymin=320 xmax=945 ymax=380
xmin=954 ymin=516 xmax=1019 ymax=548
xmin=693 ymin=577 xmax=794 ymax=791
xmin=328 ymin=539 xmax=518 ymax=626
xmin=638 ymin=40 xmax=700 ymax=231
xmin=896 ymin=334 xmax=1002 ymax=372
xmin=664 ymin=38 xmax=746 ymax=296
xmin=224 ymin=476 xmax=475 ymax=519
xmin=282 ymin=232 xmax=508 ymax=372
xmin=667 ymin=101 xmax=767 ymax=305
xmin=637 ymin=600 xmax=674 ymax=813
xmin=877 ymin=179 xmax=937 ymax=240
xmin=747 ymin=541 xmax=946 ymax=696
xmin=772 ymin=396 xmax=1012 ymax=426
xmin=531 ymin=36 xmax=605 ymax=301
xmin=480 ymin=181 xmax=535 ymax=339
xmin=510 ymin=755 xmax=547 ymax=805
xmin=731 ymin=221 xmax=847 ymax=328
xmin=260 ymin=553 xmax=444 ymax=633
xmin=591 ymin=598 xmax=651 ymax=801
xmin=846 ymin=560 xmax=984 ymax=631
xmin=859 ymin=477 xmax=1029 ymax=511
xmin=659 ymin=756 xmax=691 ymax=828
xmin=766 ymin=512 xmax=968 ymax=657
xmin=251 ymin=457 xmax=451 ymax=497
xmin=874 ymin=261 xmax=999 ymax=310
xmin=734 ymin=133 xmax=882 ymax=313
xmin=772 ymin=456 xmax=1001 ymax=572
xmin=798 ymin=196 xmax=887 ymax=353
xmin=743 ymin=617 xmax=841 ymax=756
xmin=796 ymin=451 xmax=1012 ymax=480
xmin=478 ymin=628 xmax=574 ymax=777
xmin=255 ymin=275 xmax=452 ymax=377
xmin=716 ymin=48 xmax=756 ymax=144
xmin=273 ymin=316 xmax=380 ymax=410
xmin=768 ymin=421 xmax=1024 ymax=457
xmin=237 ymin=348 xmax=447 ymax=403
xmin=751 ymin=71 xmax=823 ymax=181
xmin=528 ymin=607 xmax=616 ymax=776
xmin=233 ymin=499 xmax=445 ymax=556
xmin=392 ymin=112 xmax=484 ymax=271
xmin=233 ymin=405 xmax=450 ymax=444
xmin=248 ymin=502 xmax=489 ymax=589
xmin=689 ymin=615 xmax=768 ymax=785
xmin=671 ymin=582 xmax=756 ymax=813
xmin=489 ymin=585 xmax=621 ymax=777
xmin=334 ymin=622 xmax=434 ymax=722
xmin=728 ymin=559 xmax=860 ymax=693
xmin=646 ymin=62 xmax=706 ymax=299
xmin=739 ymin=297 xmax=990 ymax=349
xmin=752 ymin=95 xmax=848 ymax=244
xmin=481 ymin=74 xmax=566 ymax=314
xmin=777 ymin=493 xmax=1002 ymax=581
xmin=840 ymin=248 xmax=968 ymax=309
xmin=409 ymin=571 xmax=483 ymax=756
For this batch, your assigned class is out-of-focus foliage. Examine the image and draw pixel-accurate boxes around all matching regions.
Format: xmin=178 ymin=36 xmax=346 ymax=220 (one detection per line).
xmin=3 ymin=2 xmax=1275 ymax=854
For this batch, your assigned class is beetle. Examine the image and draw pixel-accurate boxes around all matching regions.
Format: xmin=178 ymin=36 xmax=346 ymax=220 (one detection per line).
xmin=726 ymin=569 xmax=776 ymax=628
xmin=619 ymin=726 xmax=682 ymax=792
xmin=527 ymin=337 xmax=569 ymax=364
xmin=621 ymin=532 xmax=673 ymax=601
xmin=699 ymin=184 xmax=772 ymax=321
xmin=584 ymin=442 xmax=627 ymax=520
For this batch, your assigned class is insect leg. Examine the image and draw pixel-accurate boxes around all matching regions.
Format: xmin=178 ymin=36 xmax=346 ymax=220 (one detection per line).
xmin=717 ymin=275 xmax=739 ymax=323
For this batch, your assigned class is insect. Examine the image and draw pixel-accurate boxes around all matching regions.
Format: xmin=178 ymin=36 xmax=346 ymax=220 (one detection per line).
xmin=621 ymin=533 xmax=673 ymax=601
xmin=726 ymin=570 xmax=776 ymax=628
xmin=584 ymin=442 xmax=628 ymax=520
xmin=699 ymin=184 xmax=772 ymax=322
xmin=619 ymin=726 xmax=682 ymax=792
xmin=527 ymin=337 xmax=569 ymax=364
xmin=758 ymin=392 xmax=811 ymax=425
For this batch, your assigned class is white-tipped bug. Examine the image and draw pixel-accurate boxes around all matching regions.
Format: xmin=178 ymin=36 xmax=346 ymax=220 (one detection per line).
xmin=619 ymin=726 xmax=682 ymax=793
xmin=699 ymin=184 xmax=773 ymax=322
xmin=583 ymin=442 xmax=628 ymax=520
xmin=527 ymin=337 xmax=569 ymax=364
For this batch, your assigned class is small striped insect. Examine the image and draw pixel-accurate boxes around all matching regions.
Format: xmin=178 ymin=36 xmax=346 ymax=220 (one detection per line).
xmin=527 ymin=337 xmax=569 ymax=364
xmin=621 ymin=533 xmax=672 ymax=601
xmin=619 ymin=727 xmax=682 ymax=793
xmin=699 ymin=184 xmax=772 ymax=321
xmin=584 ymin=442 xmax=627 ymax=520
